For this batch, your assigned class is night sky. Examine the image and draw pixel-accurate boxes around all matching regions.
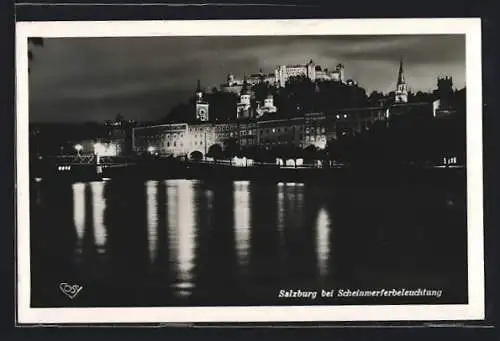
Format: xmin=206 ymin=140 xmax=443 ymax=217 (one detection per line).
xmin=28 ymin=35 xmax=465 ymax=123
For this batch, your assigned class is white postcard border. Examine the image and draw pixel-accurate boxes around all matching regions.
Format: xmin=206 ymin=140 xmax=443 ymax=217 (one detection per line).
xmin=16 ymin=18 xmax=484 ymax=324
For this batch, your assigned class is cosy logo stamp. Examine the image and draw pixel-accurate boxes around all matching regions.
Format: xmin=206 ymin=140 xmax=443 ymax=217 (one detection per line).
xmin=59 ymin=282 xmax=83 ymax=299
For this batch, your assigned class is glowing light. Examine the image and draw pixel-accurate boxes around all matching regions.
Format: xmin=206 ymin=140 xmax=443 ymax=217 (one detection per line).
xmin=295 ymin=158 xmax=304 ymax=166
xmin=34 ymin=177 xmax=42 ymax=182
xmin=344 ymin=114 xmax=348 ymax=118
xmin=336 ymin=114 xmax=340 ymax=119
xmin=90 ymin=181 xmax=107 ymax=252
xmin=74 ymin=144 xmax=83 ymax=152
xmin=94 ymin=143 xmax=105 ymax=156
xmin=72 ymin=183 xmax=86 ymax=254
xmin=316 ymin=207 xmax=331 ymax=278
xmin=285 ymin=159 xmax=295 ymax=167
xmin=233 ymin=181 xmax=251 ymax=273
xmin=232 ymin=156 xmax=247 ymax=167
xmin=276 ymin=158 xmax=284 ymax=166
xmin=94 ymin=142 xmax=118 ymax=156
xmin=167 ymin=180 xmax=196 ymax=297
xmin=146 ymin=181 xmax=159 ymax=263
xmin=277 ymin=182 xmax=286 ymax=255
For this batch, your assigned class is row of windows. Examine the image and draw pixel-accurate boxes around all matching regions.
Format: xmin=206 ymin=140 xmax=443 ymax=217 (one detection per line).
xmin=139 ymin=120 xmax=380 ymax=144
xmin=141 ymin=133 xmax=184 ymax=139
xmin=306 ymin=135 xmax=326 ymax=143
xmin=305 ymin=127 xmax=326 ymax=134
xmin=259 ymin=126 xmax=303 ymax=134
xmin=260 ymin=135 xmax=300 ymax=142
xmin=240 ymin=129 xmax=255 ymax=136
xmin=166 ymin=141 xmax=183 ymax=148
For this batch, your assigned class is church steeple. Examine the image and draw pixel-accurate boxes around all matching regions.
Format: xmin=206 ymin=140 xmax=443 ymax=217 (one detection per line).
xmin=241 ymin=75 xmax=250 ymax=94
xmin=195 ymin=79 xmax=209 ymax=121
xmin=397 ymin=57 xmax=405 ymax=84
xmin=195 ymin=79 xmax=203 ymax=103
xmin=395 ymin=57 xmax=408 ymax=104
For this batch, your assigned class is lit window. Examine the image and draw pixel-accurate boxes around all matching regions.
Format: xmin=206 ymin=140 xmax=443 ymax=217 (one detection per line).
xmin=272 ymin=128 xmax=276 ymax=133
xmin=336 ymin=115 xmax=340 ymax=119
xmin=344 ymin=114 xmax=348 ymax=118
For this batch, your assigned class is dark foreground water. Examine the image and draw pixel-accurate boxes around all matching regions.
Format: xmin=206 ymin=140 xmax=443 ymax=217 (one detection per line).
xmin=30 ymin=177 xmax=468 ymax=307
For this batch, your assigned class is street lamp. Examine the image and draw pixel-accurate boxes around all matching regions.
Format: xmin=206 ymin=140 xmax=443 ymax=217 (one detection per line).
xmin=74 ymin=144 xmax=83 ymax=156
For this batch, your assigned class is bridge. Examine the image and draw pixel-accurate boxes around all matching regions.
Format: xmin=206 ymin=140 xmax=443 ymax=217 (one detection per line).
xmin=45 ymin=154 xmax=134 ymax=166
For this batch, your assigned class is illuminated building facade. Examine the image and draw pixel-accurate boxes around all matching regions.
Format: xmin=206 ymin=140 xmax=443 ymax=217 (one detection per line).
xmin=275 ymin=59 xmax=316 ymax=87
xmin=304 ymin=113 xmax=327 ymax=148
xmin=187 ymin=123 xmax=217 ymax=155
xmin=215 ymin=122 xmax=239 ymax=143
xmin=303 ymin=107 xmax=387 ymax=148
xmin=132 ymin=123 xmax=189 ymax=156
xmin=257 ymin=117 xmax=305 ymax=148
xmin=238 ymin=120 xmax=258 ymax=147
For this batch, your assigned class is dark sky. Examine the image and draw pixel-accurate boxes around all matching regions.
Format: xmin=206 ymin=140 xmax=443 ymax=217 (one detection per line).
xmin=28 ymin=35 xmax=465 ymax=123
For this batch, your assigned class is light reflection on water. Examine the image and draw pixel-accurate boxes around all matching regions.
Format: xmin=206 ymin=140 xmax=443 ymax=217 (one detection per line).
xmin=233 ymin=181 xmax=251 ymax=271
xmin=316 ymin=207 xmax=331 ymax=278
xmin=146 ymin=181 xmax=159 ymax=263
xmin=90 ymin=181 xmax=107 ymax=252
xmin=167 ymin=179 xmax=196 ymax=296
xmin=30 ymin=177 xmax=467 ymax=306
xmin=72 ymin=182 xmax=85 ymax=252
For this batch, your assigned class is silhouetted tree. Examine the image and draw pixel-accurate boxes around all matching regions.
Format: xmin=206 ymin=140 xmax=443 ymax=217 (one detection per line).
xmin=28 ymin=37 xmax=44 ymax=72
xmin=206 ymin=144 xmax=223 ymax=160
xmin=190 ymin=150 xmax=203 ymax=161
xmin=223 ymin=137 xmax=240 ymax=157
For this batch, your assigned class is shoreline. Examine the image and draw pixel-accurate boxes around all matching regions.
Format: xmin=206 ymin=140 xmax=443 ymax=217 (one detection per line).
xmin=30 ymin=159 xmax=466 ymax=186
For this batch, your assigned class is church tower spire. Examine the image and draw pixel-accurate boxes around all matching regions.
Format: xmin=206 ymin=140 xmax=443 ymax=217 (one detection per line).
xmin=195 ymin=79 xmax=209 ymax=121
xmin=195 ymin=79 xmax=203 ymax=102
xmin=395 ymin=57 xmax=408 ymax=103
xmin=398 ymin=58 xmax=405 ymax=84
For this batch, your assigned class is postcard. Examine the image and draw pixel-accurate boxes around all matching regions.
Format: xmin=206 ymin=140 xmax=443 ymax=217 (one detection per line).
xmin=16 ymin=18 xmax=484 ymax=324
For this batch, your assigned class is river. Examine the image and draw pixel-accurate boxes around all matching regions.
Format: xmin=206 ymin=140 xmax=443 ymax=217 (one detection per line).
xmin=29 ymin=177 xmax=468 ymax=307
